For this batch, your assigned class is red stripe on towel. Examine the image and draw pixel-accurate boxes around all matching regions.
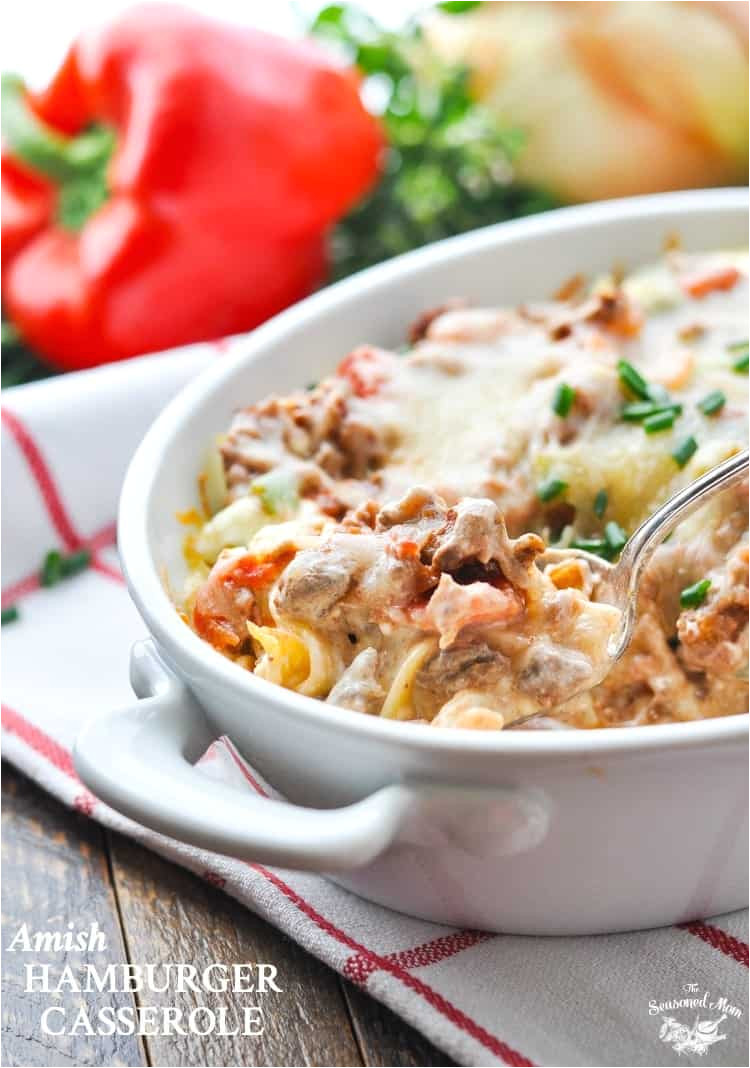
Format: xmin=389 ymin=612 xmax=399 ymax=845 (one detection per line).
xmin=679 ymin=921 xmax=749 ymax=967
xmin=1 ymin=571 xmax=41 ymax=609
xmin=345 ymin=929 xmax=493 ymax=983
xmin=223 ymin=738 xmax=271 ymax=798
xmin=1 ymin=705 xmax=96 ymax=816
xmin=253 ymin=863 xmax=533 ymax=1067
xmin=2 ymin=704 xmax=79 ymax=780
xmin=389 ymin=929 xmax=495 ymax=970
xmin=2 ymin=408 xmax=82 ymax=550
xmin=91 ymin=556 xmax=125 ymax=584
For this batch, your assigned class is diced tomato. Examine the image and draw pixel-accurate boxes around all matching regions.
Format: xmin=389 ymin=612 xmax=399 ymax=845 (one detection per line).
xmin=226 ymin=551 xmax=294 ymax=591
xmin=681 ymin=266 xmax=740 ymax=299
xmin=192 ymin=549 xmax=294 ymax=652
xmin=337 ymin=345 xmax=395 ymax=397
xmin=192 ymin=604 xmax=242 ymax=651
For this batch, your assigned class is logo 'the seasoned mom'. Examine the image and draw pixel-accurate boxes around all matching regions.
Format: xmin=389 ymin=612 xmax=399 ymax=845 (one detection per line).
xmin=7 ymin=922 xmax=283 ymax=1037
xmin=649 ymin=983 xmax=742 ymax=1057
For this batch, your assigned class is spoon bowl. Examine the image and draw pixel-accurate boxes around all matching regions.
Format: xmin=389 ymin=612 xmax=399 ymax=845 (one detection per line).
xmin=516 ymin=448 xmax=749 ymax=727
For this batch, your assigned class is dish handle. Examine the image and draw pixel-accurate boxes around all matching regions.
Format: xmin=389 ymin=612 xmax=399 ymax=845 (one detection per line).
xmin=73 ymin=639 xmax=549 ymax=871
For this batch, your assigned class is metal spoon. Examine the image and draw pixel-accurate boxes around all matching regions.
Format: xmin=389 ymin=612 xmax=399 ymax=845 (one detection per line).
xmin=511 ymin=448 xmax=749 ymax=728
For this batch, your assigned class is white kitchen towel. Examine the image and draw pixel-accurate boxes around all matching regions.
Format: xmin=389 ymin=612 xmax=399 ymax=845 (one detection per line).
xmin=2 ymin=349 xmax=748 ymax=1068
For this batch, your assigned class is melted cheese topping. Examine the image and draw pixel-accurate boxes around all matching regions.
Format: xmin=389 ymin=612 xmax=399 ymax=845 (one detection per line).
xmin=183 ymin=250 xmax=748 ymax=730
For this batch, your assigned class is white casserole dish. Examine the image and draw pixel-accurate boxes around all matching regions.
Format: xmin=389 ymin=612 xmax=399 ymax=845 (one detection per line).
xmin=74 ymin=190 xmax=749 ymax=935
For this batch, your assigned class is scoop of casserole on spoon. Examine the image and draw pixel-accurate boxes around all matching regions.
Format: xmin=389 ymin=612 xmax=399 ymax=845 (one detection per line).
xmin=513 ymin=449 xmax=749 ymax=728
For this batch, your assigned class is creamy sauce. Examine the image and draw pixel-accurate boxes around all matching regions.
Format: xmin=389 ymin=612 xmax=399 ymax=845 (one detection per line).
xmin=183 ymin=250 xmax=748 ymax=729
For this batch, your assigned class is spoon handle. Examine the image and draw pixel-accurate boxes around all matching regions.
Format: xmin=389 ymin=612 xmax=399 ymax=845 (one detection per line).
xmin=608 ymin=448 xmax=749 ymax=659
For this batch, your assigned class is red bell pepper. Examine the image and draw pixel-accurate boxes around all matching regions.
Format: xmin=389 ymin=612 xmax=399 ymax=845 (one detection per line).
xmin=1 ymin=4 xmax=382 ymax=370
xmin=1 ymin=155 xmax=55 ymax=262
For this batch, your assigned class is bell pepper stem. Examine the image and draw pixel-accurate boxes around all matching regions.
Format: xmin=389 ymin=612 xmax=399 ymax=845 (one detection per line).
xmin=2 ymin=73 xmax=114 ymax=230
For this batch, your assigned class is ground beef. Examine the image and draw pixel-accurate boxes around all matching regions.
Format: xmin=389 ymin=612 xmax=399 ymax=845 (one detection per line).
xmin=517 ymin=642 xmax=593 ymax=707
xmin=416 ymin=643 xmax=511 ymax=697
xmin=431 ymin=498 xmax=544 ymax=587
xmin=221 ymin=379 xmax=388 ymax=499
xmin=273 ymin=547 xmax=355 ymax=621
xmin=677 ymin=544 xmax=749 ymax=676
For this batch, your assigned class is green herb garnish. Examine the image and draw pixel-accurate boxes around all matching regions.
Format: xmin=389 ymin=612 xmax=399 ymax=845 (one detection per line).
xmin=643 ymin=409 xmax=676 ymax=434
xmin=617 ymin=361 xmax=682 ymax=428
xmin=621 ymin=401 xmax=660 ymax=422
xmin=40 ymin=550 xmax=64 ymax=587
xmin=697 ymin=390 xmax=726 ymax=416
xmin=728 ymin=339 xmax=748 ymax=373
xmin=438 ymin=1 xmax=481 ymax=11
xmin=60 ymin=549 xmax=92 ymax=578
xmin=617 ymin=359 xmax=650 ymax=400
xmin=537 ymin=478 xmax=567 ymax=503
xmin=1 ymin=605 xmax=19 ymax=625
xmin=552 ymin=382 xmax=575 ymax=418
xmin=622 ymin=401 xmax=682 ymax=424
xmin=40 ymin=547 xmax=92 ymax=587
xmin=672 ymin=436 xmax=698 ymax=468
xmin=593 ymin=489 xmax=608 ymax=519
xmin=680 ymin=578 xmax=711 ymax=609
xmin=569 ymin=537 xmax=610 ymax=559
xmin=604 ymin=521 xmax=628 ymax=555
xmin=570 ymin=522 xmax=627 ymax=561
xmin=311 ymin=5 xmax=557 ymax=279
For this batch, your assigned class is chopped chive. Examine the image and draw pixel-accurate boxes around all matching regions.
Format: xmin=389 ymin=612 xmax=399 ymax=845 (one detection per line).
xmin=727 ymin=340 xmax=748 ymax=372
xmin=697 ymin=390 xmax=726 ymax=416
xmin=59 ymin=549 xmax=92 ymax=578
xmin=570 ymin=525 xmax=626 ymax=562
xmin=672 ymin=436 xmax=698 ymax=468
xmin=40 ymin=547 xmax=93 ymax=587
xmin=604 ymin=521 xmax=627 ymax=555
xmin=1 ymin=605 xmax=19 ymax=625
xmin=621 ymin=401 xmax=659 ymax=422
xmin=643 ymin=409 xmax=676 ymax=433
xmin=570 ymin=537 xmax=611 ymax=560
xmin=553 ymin=382 xmax=576 ymax=418
xmin=617 ymin=359 xmax=650 ymax=400
xmin=593 ymin=489 xmax=608 ymax=518
xmin=537 ymin=477 xmax=567 ymax=503
xmin=40 ymin=550 xmax=64 ymax=587
xmin=622 ymin=401 xmax=682 ymax=423
xmin=680 ymin=578 xmax=711 ymax=609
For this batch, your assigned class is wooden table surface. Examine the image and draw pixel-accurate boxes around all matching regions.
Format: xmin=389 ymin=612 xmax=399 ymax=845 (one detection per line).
xmin=2 ymin=763 xmax=455 ymax=1068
